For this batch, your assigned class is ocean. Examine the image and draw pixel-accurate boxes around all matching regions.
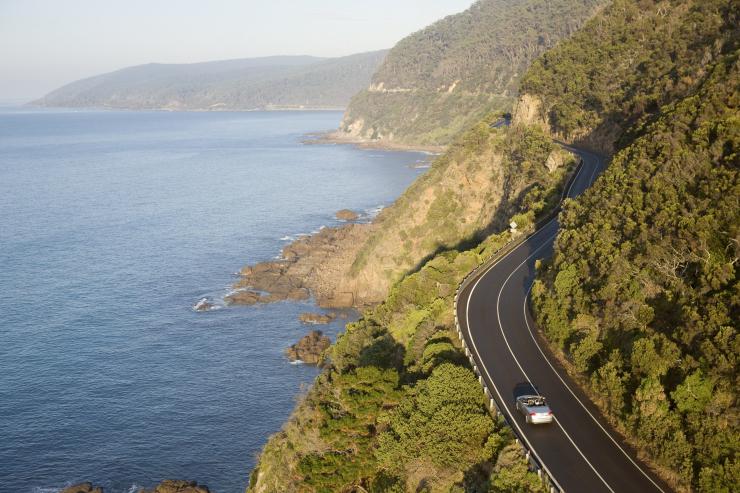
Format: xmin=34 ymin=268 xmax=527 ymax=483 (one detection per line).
xmin=0 ymin=108 xmax=427 ymax=493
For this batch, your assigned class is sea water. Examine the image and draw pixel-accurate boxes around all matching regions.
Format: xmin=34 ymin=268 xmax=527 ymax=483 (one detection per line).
xmin=0 ymin=109 xmax=427 ymax=492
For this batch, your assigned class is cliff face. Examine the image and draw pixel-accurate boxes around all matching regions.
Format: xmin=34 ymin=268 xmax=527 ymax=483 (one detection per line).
xmin=336 ymin=0 xmax=607 ymax=147
xmin=33 ymin=51 xmax=387 ymax=110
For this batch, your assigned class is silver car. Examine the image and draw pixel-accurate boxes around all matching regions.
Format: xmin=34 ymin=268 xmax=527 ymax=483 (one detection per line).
xmin=516 ymin=395 xmax=554 ymax=424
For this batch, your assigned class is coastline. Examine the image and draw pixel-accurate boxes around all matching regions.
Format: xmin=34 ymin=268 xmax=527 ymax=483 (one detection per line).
xmin=303 ymin=130 xmax=447 ymax=154
xmin=224 ymin=132 xmax=437 ymax=313
xmin=24 ymin=103 xmax=349 ymax=113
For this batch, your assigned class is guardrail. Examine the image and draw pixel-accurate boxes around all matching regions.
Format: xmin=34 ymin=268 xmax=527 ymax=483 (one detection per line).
xmin=452 ymin=157 xmax=585 ymax=493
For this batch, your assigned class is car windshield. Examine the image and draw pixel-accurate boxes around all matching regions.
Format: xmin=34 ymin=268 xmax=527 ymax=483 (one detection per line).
xmin=524 ymin=396 xmax=547 ymax=407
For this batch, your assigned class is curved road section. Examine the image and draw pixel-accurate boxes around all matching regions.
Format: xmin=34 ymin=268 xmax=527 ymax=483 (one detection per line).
xmin=457 ymin=149 xmax=671 ymax=492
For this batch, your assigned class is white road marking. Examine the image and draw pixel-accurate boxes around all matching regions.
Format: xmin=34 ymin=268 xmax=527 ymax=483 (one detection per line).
xmin=463 ymin=151 xmax=665 ymax=493
xmin=519 ymin=154 xmax=667 ymax=492
xmin=460 ymin=156 xmax=593 ymax=492
xmin=492 ymin=231 xmax=616 ymax=492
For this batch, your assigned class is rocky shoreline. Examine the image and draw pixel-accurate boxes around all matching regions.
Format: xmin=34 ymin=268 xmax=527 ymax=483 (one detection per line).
xmin=285 ymin=330 xmax=331 ymax=365
xmin=60 ymin=480 xmax=210 ymax=493
xmin=225 ymin=220 xmax=376 ymax=309
xmin=303 ymin=130 xmax=446 ymax=154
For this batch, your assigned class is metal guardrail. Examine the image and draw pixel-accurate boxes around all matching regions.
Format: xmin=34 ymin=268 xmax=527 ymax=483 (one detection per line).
xmin=452 ymin=158 xmax=585 ymax=493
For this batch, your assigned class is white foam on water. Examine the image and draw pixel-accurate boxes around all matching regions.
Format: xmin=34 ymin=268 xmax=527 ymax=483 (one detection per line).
xmin=365 ymin=205 xmax=385 ymax=219
xmin=193 ymin=297 xmax=224 ymax=312
xmin=290 ymin=360 xmax=305 ymax=365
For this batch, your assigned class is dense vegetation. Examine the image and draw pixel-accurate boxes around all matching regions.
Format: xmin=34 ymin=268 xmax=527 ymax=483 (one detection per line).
xmin=247 ymin=1 xmax=737 ymax=492
xmin=534 ymin=50 xmax=738 ymax=493
xmin=339 ymin=0 xmax=606 ymax=146
xmin=248 ymin=126 xmax=578 ymax=493
xmin=520 ymin=0 xmax=739 ymax=151
xmin=526 ymin=1 xmax=738 ymax=491
xmin=33 ymin=51 xmax=387 ymax=110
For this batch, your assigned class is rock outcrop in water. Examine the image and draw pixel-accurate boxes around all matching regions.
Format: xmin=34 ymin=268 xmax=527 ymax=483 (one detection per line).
xmin=299 ymin=312 xmax=335 ymax=324
xmin=285 ymin=330 xmax=331 ymax=365
xmin=192 ymin=298 xmax=216 ymax=312
xmin=227 ymin=224 xmax=371 ymax=308
xmin=61 ymin=483 xmax=104 ymax=493
xmin=335 ymin=209 xmax=359 ymax=221
xmin=141 ymin=480 xmax=210 ymax=493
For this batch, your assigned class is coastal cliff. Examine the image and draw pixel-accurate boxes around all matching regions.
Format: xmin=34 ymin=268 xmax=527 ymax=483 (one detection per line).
xmin=334 ymin=0 xmax=607 ymax=148
xmin=246 ymin=119 xmax=578 ymax=491
xmin=230 ymin=123 xmax=576 ymax=310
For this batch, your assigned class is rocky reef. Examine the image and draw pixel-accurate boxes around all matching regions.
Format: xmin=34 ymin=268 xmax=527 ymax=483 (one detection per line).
xmin=299 ymin=312 xmax=335 ymax=324
xmin=140 ymin=480 xmax=210 ymax=493
xmin=59 ymin=480 xmax=210 ymax=493
xmin=285 ymin=330 xmax=331 ymax=365
xmin=60 ymin=483 xmax=103 ymax=493
xmin=226 ymin=223 xmax=372 ymax=308
xmin=335 ymin=209 xmax=359 ymax=221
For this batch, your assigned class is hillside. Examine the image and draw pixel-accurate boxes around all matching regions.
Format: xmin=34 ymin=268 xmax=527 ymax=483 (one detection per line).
xmin=518 ymin=0 xmax=738 ymax=491
xmin=32 ymin=51 xmax=387 ymax=110
xmin=335 ymin=0 xmax=606 ymax=147
xmin=245 ymin=0 xmax=737 ymax=492
xmin=248 ymin=121 xmax=579 ymax=493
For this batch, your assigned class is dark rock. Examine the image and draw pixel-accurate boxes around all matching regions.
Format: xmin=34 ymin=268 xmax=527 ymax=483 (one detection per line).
xmin=224 ymin=290 xmax=262 ymax=306
xmin=286 ymin=330 xmax=331 ymax=365
xmin=287 ymin=287 xmax=310 ymax=301
xmin=335 ymin=209 xmax=359 ymax=221
xmin=299 ymin=312 xmax=336 ymax=324
xmin=193 ymin=298 xmax=215 ymax=312
xmin=60 ymin=483 xmax=104 ymax=493
xmin=141 ymin=480 xmax=210 ymax=493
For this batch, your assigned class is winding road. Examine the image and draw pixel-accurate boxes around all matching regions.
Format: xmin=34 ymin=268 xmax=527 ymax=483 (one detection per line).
xmin=456 ymin=148 xmax=672 ymax=492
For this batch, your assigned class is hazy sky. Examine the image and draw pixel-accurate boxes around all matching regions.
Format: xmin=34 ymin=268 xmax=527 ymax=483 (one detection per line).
xmin=0 ymin=0 xmax=474 ymax=101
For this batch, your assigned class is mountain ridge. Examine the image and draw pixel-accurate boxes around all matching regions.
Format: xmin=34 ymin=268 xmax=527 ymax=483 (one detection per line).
xmin=336 ymin=0 xmax=607 ymax=147
xmin=32 ymin=51 xmax=388 ymax=110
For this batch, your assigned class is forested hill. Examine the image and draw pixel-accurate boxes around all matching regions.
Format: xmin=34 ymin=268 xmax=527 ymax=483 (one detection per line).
xmin=32 ymin=51 xmax=387 ymax=110
xmin=337 ymin=0 xmax=607 ymax=147
xmin=525 ymin=0 xmax=738 ymax=491
xmin=245 ymin=1 xmax=736 ymax=492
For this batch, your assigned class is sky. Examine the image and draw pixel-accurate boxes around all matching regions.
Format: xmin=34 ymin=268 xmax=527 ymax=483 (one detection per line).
xmin=0 ymin=0 xmax=474 ymax=101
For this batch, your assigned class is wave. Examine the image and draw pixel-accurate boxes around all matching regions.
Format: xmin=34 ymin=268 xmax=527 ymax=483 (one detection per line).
xmin=193 ymin=297 xmax=222 ymax=312
xmin=365 ymin=205 xmax=385 ymax=219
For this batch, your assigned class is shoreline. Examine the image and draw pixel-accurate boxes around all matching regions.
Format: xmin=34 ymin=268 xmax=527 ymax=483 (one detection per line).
xmin=225 ymin=135 xmax=436 ymax=312
xmin=23 ymin=103 xmax=349 ymax=113
xmin=303 ymin=130 xmax=447 ymax=154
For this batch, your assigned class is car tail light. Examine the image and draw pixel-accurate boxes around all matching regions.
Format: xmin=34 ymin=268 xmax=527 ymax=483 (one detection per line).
xmin=548 ymin=411 xmax=553 ymax=415
xmin=529 ymin=412 xmax=536 ymax=416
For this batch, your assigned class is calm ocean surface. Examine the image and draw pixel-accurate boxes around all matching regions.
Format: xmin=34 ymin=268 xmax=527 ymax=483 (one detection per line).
xmin=0 ymin=109 xmax=427 ymax=493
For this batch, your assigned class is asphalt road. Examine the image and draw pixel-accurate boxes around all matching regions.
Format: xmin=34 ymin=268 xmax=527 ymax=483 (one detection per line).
xmin=457 ymin=148 xmax=672 ymax=492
